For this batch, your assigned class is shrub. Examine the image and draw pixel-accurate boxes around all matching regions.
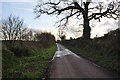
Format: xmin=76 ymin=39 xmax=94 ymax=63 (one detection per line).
xmin=34 ymin=32 xmax=55 ymax=47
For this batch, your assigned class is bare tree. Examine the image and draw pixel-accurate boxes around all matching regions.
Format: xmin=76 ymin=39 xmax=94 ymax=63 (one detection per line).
xmin=27 ymin=30 xmax=33 ymax=41
xmin=20 ymin=28 xmax=34 ymax=41
xmin=34 ymin=0 xmax=119 ymax=40
xmin=19 ymin=27 xmax=27 ymax=40
xmin=2 ymin=15 xmax=25 ymax=40
xmin=57 ymin=28 xmax=66 ymax=40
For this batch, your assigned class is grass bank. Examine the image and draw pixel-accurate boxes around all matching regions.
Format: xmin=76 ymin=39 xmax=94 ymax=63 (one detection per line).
xmin=61 ymin=29 xmax=119 ymax=74
xmin=2 ymin=41 xmax=56 ymax=79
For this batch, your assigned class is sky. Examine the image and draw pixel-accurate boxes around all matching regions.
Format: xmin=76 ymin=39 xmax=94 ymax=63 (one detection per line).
xmin=0 ymin=0 xmax=119 ymax=40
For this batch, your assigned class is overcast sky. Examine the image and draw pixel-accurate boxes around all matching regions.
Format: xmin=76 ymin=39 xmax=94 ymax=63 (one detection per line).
xmin=0 ymin=0 xmax=118 ymax=40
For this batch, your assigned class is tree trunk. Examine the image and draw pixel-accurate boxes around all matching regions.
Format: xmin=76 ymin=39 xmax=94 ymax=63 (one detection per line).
xmin=83 ymin=15 xmax=90 ymax=40
xmin=82 ymin=2 xmax=91 ymax=40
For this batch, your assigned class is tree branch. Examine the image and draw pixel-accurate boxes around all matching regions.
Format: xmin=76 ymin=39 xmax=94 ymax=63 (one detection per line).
xmin=88 ymin=2 xmax=119 ymax=21
xmin=56 ymin=11 xmax=79 ymax=28
xmin=34 ymin=1 xmax=85 ymax=17
xmin=88 ymin=9 xmax=109 ymax=20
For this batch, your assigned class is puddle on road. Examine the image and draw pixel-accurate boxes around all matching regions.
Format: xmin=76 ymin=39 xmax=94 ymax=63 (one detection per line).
xmin=65 ymin=49 xmax=80 ymax=58
xmin=52 ymin=49 xmax=82 ymax=61
xmin=52 ymin=43 xmax=82 ymax=61
xmin=52 ymin=50 xmax=70 ymax=60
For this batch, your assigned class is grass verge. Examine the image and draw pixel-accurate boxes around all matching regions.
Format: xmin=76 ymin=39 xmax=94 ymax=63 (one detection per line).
xmin=63 ymin=45 xmax=119 ymax=73
xmin=2 ymin=41 xmax=56 ymax=79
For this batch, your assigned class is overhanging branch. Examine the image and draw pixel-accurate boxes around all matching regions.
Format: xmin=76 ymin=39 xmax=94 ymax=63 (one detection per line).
xmin=34 ymin=1 xmax=85 ymax=17
xmin=88 ymin=2 xmax=119 ymax=21
xmin=56 ymin=11 xmax=80 ymax=28
xmin=88 ymin=9 xmax=109 ymax=20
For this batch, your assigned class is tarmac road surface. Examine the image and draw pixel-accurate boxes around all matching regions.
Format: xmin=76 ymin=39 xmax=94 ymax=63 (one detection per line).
xmin=48 ymin=43 xmax=118 ymax=78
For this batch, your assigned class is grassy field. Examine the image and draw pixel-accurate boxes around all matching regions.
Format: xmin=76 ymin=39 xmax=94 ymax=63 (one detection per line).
xmin=2 ymin=40 xmax=56 ymax=79
xmin=61 ymin=29 xmax=119 ymax=74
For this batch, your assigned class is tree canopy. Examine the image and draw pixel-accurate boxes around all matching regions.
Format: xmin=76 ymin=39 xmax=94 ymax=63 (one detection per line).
xmin=34 ymin=0 xmax=119 ymax=39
